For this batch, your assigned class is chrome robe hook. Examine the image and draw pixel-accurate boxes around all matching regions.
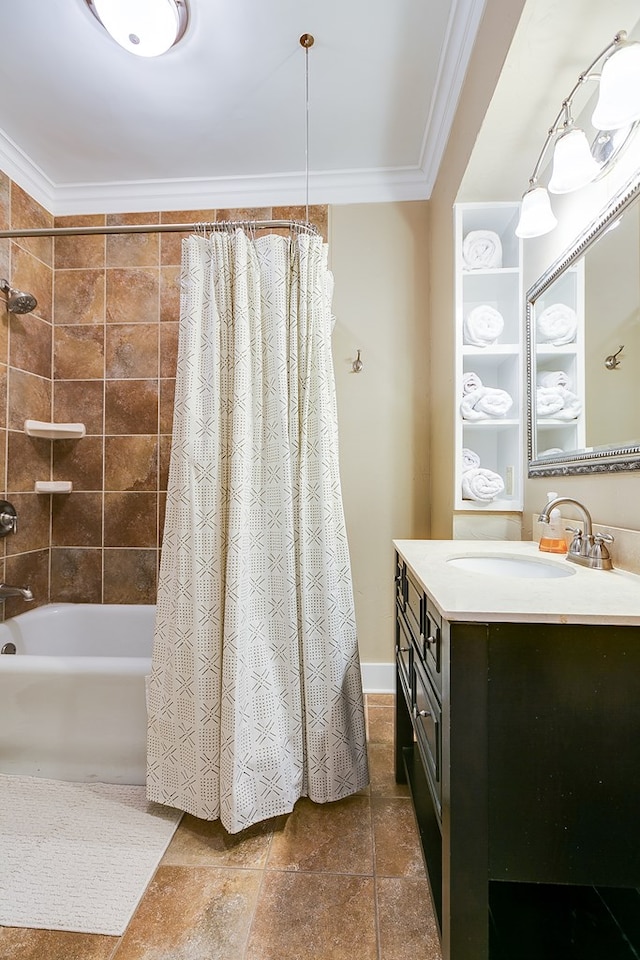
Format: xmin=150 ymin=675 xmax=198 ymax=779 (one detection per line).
xmin=604 ymin=345 xmax=624 ymax=369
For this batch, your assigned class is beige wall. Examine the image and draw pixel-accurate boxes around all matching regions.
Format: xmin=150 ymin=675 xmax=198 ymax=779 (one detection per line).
xmin=330 ymin=203 xmax=430 ymax=663
xmin=428 ymin=0 xmax=528 ymax=538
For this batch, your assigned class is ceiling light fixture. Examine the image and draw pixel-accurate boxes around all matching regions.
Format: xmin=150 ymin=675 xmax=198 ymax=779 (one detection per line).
xmin=515 ymin=30 xmax=640 ymax=239
xmin=85 ymin=0 xmax=188 ymax=58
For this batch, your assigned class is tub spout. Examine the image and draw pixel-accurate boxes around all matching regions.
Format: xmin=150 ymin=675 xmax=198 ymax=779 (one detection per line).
xmin=0 ymin=583 xmax=33 ymax=601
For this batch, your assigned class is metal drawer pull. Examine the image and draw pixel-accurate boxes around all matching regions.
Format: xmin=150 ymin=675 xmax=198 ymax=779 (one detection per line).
xmin=424 ymin=635 xmax=437 ymax=646
xmin=414 ymin=707 xmax=432 ymax=719
xmin=398 ymin=646 xmax=410 ymax=653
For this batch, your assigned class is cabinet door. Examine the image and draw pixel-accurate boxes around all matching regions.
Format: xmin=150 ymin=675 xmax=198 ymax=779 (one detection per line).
xmin=414 ymin=659 xmax=442 ymax=818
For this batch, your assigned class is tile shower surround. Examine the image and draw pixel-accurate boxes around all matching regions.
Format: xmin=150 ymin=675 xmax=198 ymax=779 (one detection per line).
xmin=0 ymin=173 xmax=328 ymax=614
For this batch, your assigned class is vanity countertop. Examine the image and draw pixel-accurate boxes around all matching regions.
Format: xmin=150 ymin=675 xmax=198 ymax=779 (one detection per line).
xmin=394 ymin=539 xmax=640 ymax=625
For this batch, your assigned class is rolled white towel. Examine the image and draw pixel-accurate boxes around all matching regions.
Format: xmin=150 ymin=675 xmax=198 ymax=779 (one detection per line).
xmin=537 ymin=370 xmax=571 ymax=389
xmin=536 ymin=386 xmax=582 ymax=420
xmin=538 ymin=447 xmax=565 ymax=458
xmin=462 ymin=371 xmax=483 ymax=395
xmin=462 ymin=230 xmax=503 ymax=270
xmin=536 ymin=387 xmax=566 ymax=418
xmin=536 ymin=303 xmax=578 ymax=345
xmin=463 ymin=305 xmax=504 ymax=346
xmin=553 ymin=388 xmax=582 ymax=420
xmin=462 ymin=448 xmax=481 ymax=471
xmin=462 ymin=467 xmax=505 ymax=502
xmin=461 ymin=386 xmax=513 ymax=421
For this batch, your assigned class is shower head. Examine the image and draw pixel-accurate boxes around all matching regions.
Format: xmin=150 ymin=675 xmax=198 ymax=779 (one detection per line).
xmin=0 ymin=279 xmax=37 ymax=315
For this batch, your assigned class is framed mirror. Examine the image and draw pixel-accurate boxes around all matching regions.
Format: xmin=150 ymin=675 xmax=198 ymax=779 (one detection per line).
xmin=526 ymin=168 xmax=640 ymax=477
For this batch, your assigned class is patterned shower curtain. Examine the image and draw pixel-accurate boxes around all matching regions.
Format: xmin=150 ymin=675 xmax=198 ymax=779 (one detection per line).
xmin=146 ymin=228 xmax=369 ymax=833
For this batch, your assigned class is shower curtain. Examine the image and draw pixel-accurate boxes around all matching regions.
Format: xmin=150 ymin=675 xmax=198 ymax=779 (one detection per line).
xmin=146 ymin=228 xmax=369 ymax=834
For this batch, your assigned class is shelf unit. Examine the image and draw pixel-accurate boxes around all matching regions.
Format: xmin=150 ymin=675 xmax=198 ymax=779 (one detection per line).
xmin=454 ymin=202 xmax=523 ymax=511
xmin=532 ymin=262 xmax=586 ymax=459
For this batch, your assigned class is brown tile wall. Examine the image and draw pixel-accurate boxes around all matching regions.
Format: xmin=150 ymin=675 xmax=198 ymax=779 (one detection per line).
xmin=0 ymin=171 xmax=53 ymax=618
xmin=0 ymin=186 xmax=328 ymax=610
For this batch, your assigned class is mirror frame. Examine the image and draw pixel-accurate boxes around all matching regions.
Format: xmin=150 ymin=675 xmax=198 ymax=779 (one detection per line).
xmin=526 ymin=167 xmax=640 ymax=478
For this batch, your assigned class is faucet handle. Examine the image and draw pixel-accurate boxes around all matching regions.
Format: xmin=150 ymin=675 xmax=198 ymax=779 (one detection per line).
xmin=593 ymin=532 xmax=614 ymax=544
xmin=0 ymin=500 xmax=17 ymax=536
xmin=565 ymin=526 xmax=582 ymax=554
xmin=591 ymin=532 xmax=614 ymax=568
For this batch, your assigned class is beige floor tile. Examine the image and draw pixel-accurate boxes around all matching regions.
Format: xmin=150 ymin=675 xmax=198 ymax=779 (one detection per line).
xmin=161 ymin=813 xmax=274 ymax=868
xmin=368 ymin=742 xmax=410 ymax=799
xmin=0 ymin=927 xmax=118 ymax=960
xmin=245 ymin=871 xmax=377 ymax=960
xmin=372 ymin=798 xmax=425 ymax=878
xmin=366 ymin=693 xmax=395 ymax=707
xmin=376 ymin=876 xmax=442 ymax=960
xmin=112 ymin=865 xmax=261 ymax=960
xmin=366 ymin=705 xmax=395 ymax=744
xmin=267 ymin=796 xmax=373 ymax=875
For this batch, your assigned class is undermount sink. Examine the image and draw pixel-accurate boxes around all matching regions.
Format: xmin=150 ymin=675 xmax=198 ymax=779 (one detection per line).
xmin=447 ymin=554 xmax=576 ymax=579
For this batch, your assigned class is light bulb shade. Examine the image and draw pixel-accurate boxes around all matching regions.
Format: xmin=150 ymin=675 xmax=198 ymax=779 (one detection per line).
xmin=592 ymin=42 xmax=640 ymax=130
xmin=547 ymin=128 xmax=601 ymax=194
xmin=515 ymin=186 xmax=557 ymax=239
xmin=87 ymin=0 xmax=188 ymax=57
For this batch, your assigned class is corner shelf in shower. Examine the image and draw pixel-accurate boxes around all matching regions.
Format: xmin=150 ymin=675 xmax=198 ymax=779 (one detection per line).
xmin=34 ymin=481 xmax=73 ymax=494
xmin=24 ymin=419 xmax=86 ymax=439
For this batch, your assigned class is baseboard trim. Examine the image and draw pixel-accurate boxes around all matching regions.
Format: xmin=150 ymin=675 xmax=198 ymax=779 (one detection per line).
xmin=361 ymin=662 xmax=394 ymax=694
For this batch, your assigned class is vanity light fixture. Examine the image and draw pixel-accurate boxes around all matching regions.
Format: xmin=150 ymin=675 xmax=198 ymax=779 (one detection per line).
xmin=85 ymin=0 xmax=188 ymax=58
xmin=516 ymin=30 xmax=640 ymax=239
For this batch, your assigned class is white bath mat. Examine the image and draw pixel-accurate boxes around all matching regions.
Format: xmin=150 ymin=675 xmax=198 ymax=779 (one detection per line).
xmin=0 ymin=774 xmax=182 ymax=935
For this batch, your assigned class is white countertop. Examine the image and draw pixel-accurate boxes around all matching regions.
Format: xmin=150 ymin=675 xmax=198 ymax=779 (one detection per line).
xmin=394 ymin=539 xmax=640 ymax=625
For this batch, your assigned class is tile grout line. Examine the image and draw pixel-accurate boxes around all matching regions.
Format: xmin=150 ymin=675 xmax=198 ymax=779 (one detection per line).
xmin=369 ymin=743 xmax=384 ymax=960
xmin=241 ymin=821 xmax=278 ymax=960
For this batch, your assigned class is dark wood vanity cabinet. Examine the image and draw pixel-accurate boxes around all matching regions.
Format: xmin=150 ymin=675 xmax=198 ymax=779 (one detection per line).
xmin=395 ymin=553 xmax=640 ymax=960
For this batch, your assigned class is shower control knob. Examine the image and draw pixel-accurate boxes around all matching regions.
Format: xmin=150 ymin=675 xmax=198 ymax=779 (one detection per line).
xmin=0 ymin=500 xmax=18 ymax=536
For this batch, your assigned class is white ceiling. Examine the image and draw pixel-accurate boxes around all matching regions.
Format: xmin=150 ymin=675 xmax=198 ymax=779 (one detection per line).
xmin=0 ymin=0 xmax=487 ymax=215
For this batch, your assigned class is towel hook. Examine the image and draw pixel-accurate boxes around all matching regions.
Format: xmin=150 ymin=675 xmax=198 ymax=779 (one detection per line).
xmin=604 ymin=344 xmax=624 ymax=369
xmin=352 ymin=349 xmax=363 ymax=373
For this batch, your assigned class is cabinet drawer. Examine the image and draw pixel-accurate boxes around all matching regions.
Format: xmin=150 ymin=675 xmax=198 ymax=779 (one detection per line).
xmin=414 ymin=660 xmax=442 ymax=816
xmin=405 ymin=566 xmax=424 ymax=642
xmin=422 ymin=602 xmax=442 ymax=696
xmin=395 ymin=606 xmax=413 ymax=701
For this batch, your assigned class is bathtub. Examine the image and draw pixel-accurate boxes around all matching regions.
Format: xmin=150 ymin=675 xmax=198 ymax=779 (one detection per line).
xmin=0 ymin=603 xmax=154 ymax=785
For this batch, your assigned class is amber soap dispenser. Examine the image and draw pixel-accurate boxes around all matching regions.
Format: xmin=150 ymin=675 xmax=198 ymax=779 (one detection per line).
xmin=538 ymin=492 xmax=567 ymax=554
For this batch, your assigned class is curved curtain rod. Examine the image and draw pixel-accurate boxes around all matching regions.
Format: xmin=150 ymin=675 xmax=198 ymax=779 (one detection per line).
xmin=0 ymin=218 xmax=320 ymax=239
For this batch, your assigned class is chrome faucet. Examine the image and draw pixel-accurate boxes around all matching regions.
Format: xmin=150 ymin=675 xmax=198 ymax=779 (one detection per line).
xmin=538 ymin=497 xmax=614 ymax=570
xmin=0 ymin=583 xmax=33 ymax=601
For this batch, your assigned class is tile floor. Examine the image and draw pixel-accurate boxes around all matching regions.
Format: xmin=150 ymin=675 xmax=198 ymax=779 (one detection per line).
xmin=1 ymin=694 xmax=442 ymax=960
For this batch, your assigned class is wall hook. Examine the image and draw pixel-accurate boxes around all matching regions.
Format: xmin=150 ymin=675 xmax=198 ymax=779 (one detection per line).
xmin=352 ymin=349 xmax=363 ymax=373
xmin=604 ymin=344 xmax=624 ymax=370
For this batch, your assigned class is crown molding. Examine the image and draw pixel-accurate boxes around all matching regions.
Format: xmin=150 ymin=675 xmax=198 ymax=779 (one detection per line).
xmin=0 ymin=129 xmax=57 ymax=211
xmin=0 ymin=140 xmax=433 ymax=215
xmin=419 ymin=0 xmax=488 ymax=188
